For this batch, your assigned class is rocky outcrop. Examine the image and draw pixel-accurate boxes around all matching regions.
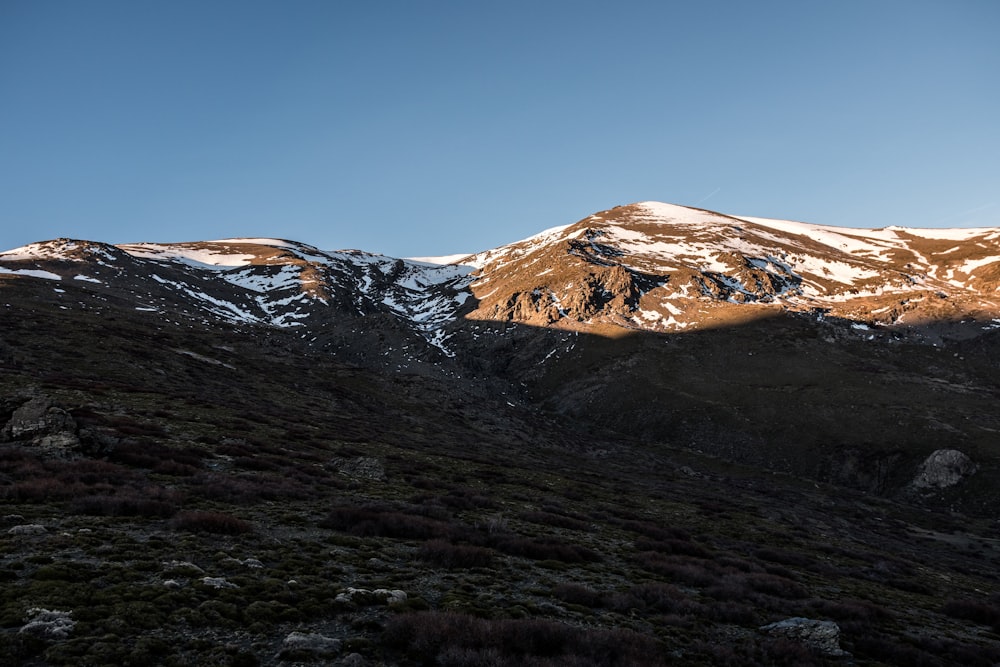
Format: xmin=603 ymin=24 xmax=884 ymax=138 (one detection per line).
xmin=282 ymin=632 xmax=342 ymax=655
xmin=760 ymin=617 xmax=846 ymax=656
xmin=911 ymin=449 xmax=978 ymax=490
xmin=1 ymin=396 xmax=80 ymax=457
xmin=329 ymin=456 xmax=386 ymax=481
xmin=20 ymin=608 xmax=75 ymax=640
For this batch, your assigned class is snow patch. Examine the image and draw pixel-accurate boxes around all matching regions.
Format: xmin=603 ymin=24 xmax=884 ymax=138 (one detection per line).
xmin=0 ymin=267 xmax=62 ymax=280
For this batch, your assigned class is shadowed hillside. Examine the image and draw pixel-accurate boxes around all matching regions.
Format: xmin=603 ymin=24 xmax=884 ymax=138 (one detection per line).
xmin=2 ymin=266 xmax=1000 ymax=665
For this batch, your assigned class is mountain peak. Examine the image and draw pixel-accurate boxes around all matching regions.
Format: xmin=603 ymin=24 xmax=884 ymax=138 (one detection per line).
xmin=1 ymin=202 xmax=999 ymax=348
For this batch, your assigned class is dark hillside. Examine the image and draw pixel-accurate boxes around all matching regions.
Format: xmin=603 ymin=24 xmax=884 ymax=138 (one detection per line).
xmin=2 ymin=272 xmax=1000 ymax=665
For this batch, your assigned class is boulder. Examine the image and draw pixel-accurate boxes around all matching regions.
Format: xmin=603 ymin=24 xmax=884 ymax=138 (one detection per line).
xmin=20 ymin=608 xmax=74 ymax=640
xmin=282 ymin=631 xmax=342 ymax=655
xmin=2 ymin=397 xmax=75 ymax=440
xmin=1 ymin=396 xmax=80 ymax=457
xmin=329 ymin=456 xmax=386 ymax=481
xmin=911 ymin=449 xmax=978 ymax=490
xmin=760 ymin=617 xmax=846 ymax=656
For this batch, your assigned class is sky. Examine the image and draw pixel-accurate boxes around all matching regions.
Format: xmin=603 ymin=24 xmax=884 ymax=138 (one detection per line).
xmin=1 ymin=1 xmax=998 ymax=258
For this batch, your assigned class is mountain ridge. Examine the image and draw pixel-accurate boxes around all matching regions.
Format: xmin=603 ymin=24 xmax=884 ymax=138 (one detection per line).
xmin=3 ymin=201 xmax=999 ymax=350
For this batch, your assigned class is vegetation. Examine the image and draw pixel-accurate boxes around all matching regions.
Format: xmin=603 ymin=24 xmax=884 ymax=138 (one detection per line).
xmin=0 ymin=275 xmax=999 ymax=665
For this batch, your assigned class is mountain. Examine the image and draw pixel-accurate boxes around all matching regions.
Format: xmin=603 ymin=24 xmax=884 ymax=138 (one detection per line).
xmin=2 ymin=202 xmax=1000 ymax=665
xmin=3 ymin=201 xmax=998 ymax=349
xmin=2 ymin=200 xmax=999 ymax=491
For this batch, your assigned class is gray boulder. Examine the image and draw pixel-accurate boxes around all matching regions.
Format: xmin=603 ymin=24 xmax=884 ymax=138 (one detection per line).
xmin=328 ymin=456 xmax=386 ymax=481
xmin=2 ymin=396 xmax=80 ymax=456
xmin=760 ymin=617 xmax=846 ymax=656
xmin=282 ymin=631 xmax=342 ymax=655
xmin=3 ymin=397 xmax=75 ymax=440
xmin=912 ymin=449 xmax=978 ymax=490
xmin=20 ymin=608 xmax=75 ymax=640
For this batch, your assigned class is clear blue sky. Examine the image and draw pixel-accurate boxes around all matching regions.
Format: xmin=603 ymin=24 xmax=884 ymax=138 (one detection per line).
xmin=2 ymin=1 xmax=998 ymax=257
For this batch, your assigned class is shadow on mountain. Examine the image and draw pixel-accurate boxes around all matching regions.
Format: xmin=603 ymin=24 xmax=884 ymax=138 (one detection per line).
xmin=6 ymin=273 xmax=1000 ymax=665
xmin=1 ymin=271 xmax=999 ymax=517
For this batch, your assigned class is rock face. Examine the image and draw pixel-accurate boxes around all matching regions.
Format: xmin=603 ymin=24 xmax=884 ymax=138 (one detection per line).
xmin=282 ymin=631 xmax=342 ymax=656
xmin=760 ymin=617 xmax=845 ymax=656
xmin=912 ymin=449 xmax=978 ymax=490
xmin=1 ymin=396 xmax=80 ymax=457
xmin=20 ymin=608 xmax=75 ymax=640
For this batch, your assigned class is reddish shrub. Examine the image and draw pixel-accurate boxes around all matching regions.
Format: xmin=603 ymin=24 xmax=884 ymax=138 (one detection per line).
xmin=383 ymin=611 xmax=666 ymax=665
xmin=942 ymin=597 xmax=1000 ymax=630
xmin=492 ymin=535 xmax=600 ymax=563
xmin=635 ymin=537 xmax=710 ymax=558
xmin=552 ymin=583 xmax=606 ymax=608
xmin=320 ymin=505 xmax=455 ymax=540
xmin=418 ymin=540 xmax=495 ymax=569
xmin=743 ymin=572 xmax=808 ymax=599
xmin=72 ymin=494 xmax=176 ymax=518
xmin=520 ymin=510 xmax=591 ymax=532
xmin=170 ymin=510 xmax=252 ymax=535
xmin=753 ymin=547 xmax=813 ymax=568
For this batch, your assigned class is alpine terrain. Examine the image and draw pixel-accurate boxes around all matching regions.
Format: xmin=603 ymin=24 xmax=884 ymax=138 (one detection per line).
xmin=2 ymin=201 xmax=1000 ymax=665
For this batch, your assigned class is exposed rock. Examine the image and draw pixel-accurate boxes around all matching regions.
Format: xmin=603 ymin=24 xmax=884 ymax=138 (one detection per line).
xmin=282 ymin=631 xmax=342 ymax=655
xmin=2 ymin=397 xmax=75 ymax=440
xmin=200 ymin=576 xmax=238 ymax=589
xmin=334 ymin=587 xmax=407 ymax=606
xmin=760 ymin=617 xmax=845 ymax=656
xmin=20 ymin=608 xmax=75 ymax=640
xmin=1 ymin=396 xmax=80 ymax=457
xmin=8 ymin=524 xmax=47 ymax=535
xmin=912 ymin=449 xmax=978 ymax=490
xmin=162 ymin=560 xmax=204 ymax=575
xmin=329 ymin=456 xmax=386 ymax=481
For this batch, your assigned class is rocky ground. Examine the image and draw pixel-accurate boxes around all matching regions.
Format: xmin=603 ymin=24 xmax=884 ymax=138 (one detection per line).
xmin=2 ymin=273 xmax=1000 ymax=665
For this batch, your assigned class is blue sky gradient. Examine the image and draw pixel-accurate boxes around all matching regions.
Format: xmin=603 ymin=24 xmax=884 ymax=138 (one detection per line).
xmin=1 ymin=1 xmax=998 ymax=257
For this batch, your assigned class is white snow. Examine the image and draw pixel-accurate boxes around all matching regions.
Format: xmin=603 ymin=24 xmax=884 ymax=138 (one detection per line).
xmin=224 ymin=265 xmax=301 ymax=292
xmin=0 ymin=267 xmax=62 ymax=280
xmin=121 ymin=243 xmax=256 ymax=269
xmin=406 ymin=254 xmax=475 ymax=267
xmin=959 ymin=256 xmax=1000 ymax=274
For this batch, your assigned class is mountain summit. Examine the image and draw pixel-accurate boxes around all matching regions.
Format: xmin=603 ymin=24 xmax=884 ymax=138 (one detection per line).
xmin=2 ymin=202 xmax=999 ymax=353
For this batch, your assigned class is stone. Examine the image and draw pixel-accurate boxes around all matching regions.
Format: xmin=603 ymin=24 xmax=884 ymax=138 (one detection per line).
xmin=282 ymin=631 xmax=342 ymax=655
xmin=8 ymin=524 xmax=47 ymax=535
xmin=20 ymin=608 xmax=74 ymax=640
xmin=760 ymin=617 xmax=845 ymax=656
xmin=200 ymin=576 xmax=238 ymax=589
xmin=329 ymin=456 xmax=386 ymax=481
xmin=912 ymin=449 xmax=978 ymax=490
xmin=335 ymin=587 xmax=407 ymax=606
xmin=2 ymin=397 xmax=75 ymax=441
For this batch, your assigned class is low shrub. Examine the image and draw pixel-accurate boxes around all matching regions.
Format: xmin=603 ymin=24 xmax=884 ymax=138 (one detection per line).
xmin=552 ymin=583 xmax=606 ymax=608
xmin=383 ymin=611 xmax=666 ymax=665
xmin=320 ymin=505 xmax=456 ymax=540
xmin=72 ymin=494 xmax=177 ymax=518
xmin=492 ymin=536 xmax=600 ymax=563
xmin=519 ymin=510 xmax=591 ymax=532
xmin=170 ymin=511 xmax=252 ymax=535
xmin=635 ymin=537 xmax=710 ymax=558
xmin=942 ymin=597 xmax=1000 ymax=630
xmin=418 ymin=540 xmax=495 ymax=569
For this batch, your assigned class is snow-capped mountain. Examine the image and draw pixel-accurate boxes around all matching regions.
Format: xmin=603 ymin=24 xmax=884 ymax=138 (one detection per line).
xmin=2 ymin=202 xmax=999 ymax=356
xmin=3 ymin=201 xmax=1000 ymax=499
xmin=460 ymin=202 xmax=1000 ymax=335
